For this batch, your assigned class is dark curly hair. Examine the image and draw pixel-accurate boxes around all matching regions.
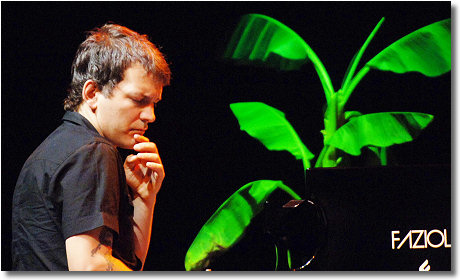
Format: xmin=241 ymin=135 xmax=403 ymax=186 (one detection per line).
xmin=64 ymin=23 xmax=171 ymax=111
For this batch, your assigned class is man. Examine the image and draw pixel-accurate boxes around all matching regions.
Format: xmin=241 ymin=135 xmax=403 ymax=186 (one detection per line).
xmin=11 ymin=23 xmax=171 ymax=271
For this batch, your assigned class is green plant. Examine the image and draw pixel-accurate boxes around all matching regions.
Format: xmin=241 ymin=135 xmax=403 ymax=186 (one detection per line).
xmin=226 ymin=14 xmax=450 ymax=169
xmin=184 ymin=15 xmax=451 ymax=271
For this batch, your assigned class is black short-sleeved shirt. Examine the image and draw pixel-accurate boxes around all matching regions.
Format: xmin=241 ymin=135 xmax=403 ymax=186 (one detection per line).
xmin=12 ymin=111 xmax=142 ymax=271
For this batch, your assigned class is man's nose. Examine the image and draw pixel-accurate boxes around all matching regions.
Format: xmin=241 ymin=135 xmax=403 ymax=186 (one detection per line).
xmin=141 ymin=104 xmax=156 ymax=123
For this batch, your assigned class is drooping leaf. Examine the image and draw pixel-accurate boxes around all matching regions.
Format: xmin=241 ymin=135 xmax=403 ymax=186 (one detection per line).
xmin=328 ymin=112 xmax=434 ymax=156
xmin=367 ymin=18 xmax=451 ymax=77
xmin=223 ymin=13 xmax=309 ymax=70
xmin=184 ymin=180 xmax=301 ymax=271
xmin=223 ymin=13 xmax=334 ymax=102
xmin=230 ymin=102 xmax=314 ymax=169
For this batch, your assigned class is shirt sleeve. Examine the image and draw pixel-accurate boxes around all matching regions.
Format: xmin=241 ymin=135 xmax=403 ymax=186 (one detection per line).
xmin=60 ymin=142 xmax=121 ymax=239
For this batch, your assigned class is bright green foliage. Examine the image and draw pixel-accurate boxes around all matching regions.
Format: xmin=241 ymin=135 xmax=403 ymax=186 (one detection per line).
xmin=184 ymin=180 xmax=301 ymax=271
xmin=230 ymin=102 xmax=314 ymax=170
xmin=226 ymin=15 xmax=450 ymax=168
xmin=328 ymin=112 xmax=434 ymax=156
xmin=223 ymin=14 xmax=334 ymax=98
xmin=185 ymin=15 xmax=451 ymax=271
xmin=367 ymin=19 xmax=451 ymax=77
xmin=224 ymin=13 xmax=309 ymax=70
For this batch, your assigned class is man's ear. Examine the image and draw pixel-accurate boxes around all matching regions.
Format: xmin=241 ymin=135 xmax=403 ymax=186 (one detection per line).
xmin=81 ymin=80 xmax=100 ymax=110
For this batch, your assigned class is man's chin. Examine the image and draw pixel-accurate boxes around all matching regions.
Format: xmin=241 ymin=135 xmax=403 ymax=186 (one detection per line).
xmin=112 ymin=138 xmax=136 ymax=150
xmin=122 ymin=142 xmax=136 ymax=150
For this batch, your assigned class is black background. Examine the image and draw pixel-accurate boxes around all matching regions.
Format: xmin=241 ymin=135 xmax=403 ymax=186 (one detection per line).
xmin=1 ymin=1 xmax=451 ymax=271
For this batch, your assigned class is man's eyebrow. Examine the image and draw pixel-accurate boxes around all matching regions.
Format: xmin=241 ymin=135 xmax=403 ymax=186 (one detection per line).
xmin=133 ymin=92 xmax=156 ymax=100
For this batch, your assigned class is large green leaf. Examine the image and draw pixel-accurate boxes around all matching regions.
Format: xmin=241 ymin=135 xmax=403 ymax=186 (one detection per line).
xmin=224 ymin=13 xmax=334 ymax=102
xmin=328 ymin=112 xmax=434 ymax=156
xmin=184 ymin=180 xmax=301 ymax=271
xmin=367 ymin=19 xmax=451 ymax=77
xmin=223 ymin=13 xmax=309 ymax=70
xmin=230 ymin=102 xmax=314 ymax=169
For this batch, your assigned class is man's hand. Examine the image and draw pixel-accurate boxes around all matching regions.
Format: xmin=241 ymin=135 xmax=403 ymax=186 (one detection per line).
xmin=124 ymin=134 xmax=164 ymax=200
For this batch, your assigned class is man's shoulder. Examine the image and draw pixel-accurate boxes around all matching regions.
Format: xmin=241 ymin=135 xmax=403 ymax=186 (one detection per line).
xmin=25 ymin=120 xmax=116 ymax=168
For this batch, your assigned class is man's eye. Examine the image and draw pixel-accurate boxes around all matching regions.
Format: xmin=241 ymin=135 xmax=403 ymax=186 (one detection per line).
xmin=133 ymin=98 xmax=158 ymax=108
xmin=133 ymin=98 xmax=146 ymax=104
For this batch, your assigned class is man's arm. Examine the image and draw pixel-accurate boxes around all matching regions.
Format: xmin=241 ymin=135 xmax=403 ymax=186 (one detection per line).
xmin=131 ymin=193 xmax=157 ymax=268
xmin=65 ymin=226 xmax=132 ymax=271
xmin=124 ymin=134 xmax=165 ymax=268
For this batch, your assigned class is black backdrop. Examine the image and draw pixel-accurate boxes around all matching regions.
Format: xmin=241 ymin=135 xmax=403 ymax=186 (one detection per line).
xmin=1 ymin=1 xmax=451 ymax=271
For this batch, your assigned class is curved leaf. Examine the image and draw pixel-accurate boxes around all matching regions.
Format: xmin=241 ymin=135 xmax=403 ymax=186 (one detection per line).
xmin=328 ymin=112 xmax=434 ymax=156
xmin=223 ymin=13 xmax=334 ymax=102
xmin=230 ymin=102 xmax=314 ymax=169
xmin=367 ymin=18 xmax=451 ymax=77
xmin=184 ymin=180 xmax=301 ymax=271
xmin=224 ymin=13 xmax=309 ymax=70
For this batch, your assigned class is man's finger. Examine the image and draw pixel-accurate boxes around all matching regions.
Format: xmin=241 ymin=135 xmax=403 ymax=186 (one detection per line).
xmin=125 ymin=154 xmax=137 ymax=164
xmin=146 ymin=162 xmax=165 ymax=177
xmin=134 ymin=134 xmax=149 ymax=143
xmin=133 ymin=142 xmax=158 ymax=153
xmin=136 ymin=153 xmax=161 ymax=163
xmin=125 ymin=154 xmax=142 ymax=171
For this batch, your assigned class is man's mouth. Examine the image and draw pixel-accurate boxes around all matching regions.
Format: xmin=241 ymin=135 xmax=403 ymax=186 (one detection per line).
xmin=130 ymin=129 xmax=146 ymax=135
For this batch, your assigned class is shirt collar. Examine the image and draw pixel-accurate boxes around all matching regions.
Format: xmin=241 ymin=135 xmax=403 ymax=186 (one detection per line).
xmin=62 ymin=111 xmax=100 ymax=136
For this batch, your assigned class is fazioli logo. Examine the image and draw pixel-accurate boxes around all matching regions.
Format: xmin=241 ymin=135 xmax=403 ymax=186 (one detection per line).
xmin=391 ymin=229 xmax=451 ymax=250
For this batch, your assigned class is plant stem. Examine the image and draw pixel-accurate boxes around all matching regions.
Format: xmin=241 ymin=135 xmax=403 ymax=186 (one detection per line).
xmin=326 ymin=94 xmax=337 ymax=141
xmin=317 ymin=18 xmax=384 ymax=168
xmin=341 ymin=65 xmax=370 ymax=109
xmin=342 ymin=17 xmax=385 ymax=92
xmin=314 ymin=145 xmax=328 ymax=168
xmin=318 ymin=92 xmax=339 ymax=167
xmin=314 ymin=144 xmax=338 ymax=168
xmin=304 ymin=44 xmax=335 ymax=104
xmin=380 ymin=147 xmax=387 ymax=166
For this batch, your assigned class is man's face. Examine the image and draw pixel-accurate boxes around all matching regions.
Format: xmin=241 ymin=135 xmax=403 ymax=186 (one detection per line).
xmin=94 ymin=63 xmax=163 ymax=149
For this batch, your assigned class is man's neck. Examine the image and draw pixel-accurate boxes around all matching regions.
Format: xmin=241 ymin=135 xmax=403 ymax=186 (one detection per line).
xmin=77 ymin=104 xmax=103 ymax=136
